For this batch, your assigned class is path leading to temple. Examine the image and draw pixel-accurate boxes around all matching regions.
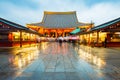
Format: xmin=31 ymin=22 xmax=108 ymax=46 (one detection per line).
xmin=0 ymin=42 xmax=120 ymax=80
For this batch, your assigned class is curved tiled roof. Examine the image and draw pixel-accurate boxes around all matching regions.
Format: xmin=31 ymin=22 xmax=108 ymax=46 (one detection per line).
xmin=91 ymin=17 xmax=120 ymax=31
xmin=0 ymin=17 xmax=41 ymax=35
xmin=28 ymin=11 xmax=90 ymax=28
xmin=0 ymin=17 xmax=28 ymax=30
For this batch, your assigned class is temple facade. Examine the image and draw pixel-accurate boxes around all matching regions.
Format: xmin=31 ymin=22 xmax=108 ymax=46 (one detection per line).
xmin=27 ymin=11 xmax=92 ymax=38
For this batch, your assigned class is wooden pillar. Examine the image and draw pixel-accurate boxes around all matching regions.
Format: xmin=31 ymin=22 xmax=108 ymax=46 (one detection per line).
xmin=34 ymin=35 xmax=37 ymax=43
xmin=62 ymin=31 xmax=65 ymax=37
xmin=96 ymin=31 xmax=99 ymax=44
xmin=107 ymin=33 xmax=111 ymax=42
xmin=48 ymin=30 xmax=51 ymax=37
xmin=56 ymin=30 xmax=57 ymax=38
xmin=29 ymin=33 xmax=31 ymax=46
xmin=20 ymin=30 xmax=22 ymax=47
xmin=88 ymin=33 xmax=90 ymax=45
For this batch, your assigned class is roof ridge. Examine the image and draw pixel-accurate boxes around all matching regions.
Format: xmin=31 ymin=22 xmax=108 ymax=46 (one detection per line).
xmin=44 ymin=11 xmax=76 ymax=15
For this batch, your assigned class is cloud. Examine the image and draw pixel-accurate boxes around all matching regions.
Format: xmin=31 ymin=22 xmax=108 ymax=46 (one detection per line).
xmin=78 ymin=2 xmax=120 ymax=25
xmin=0 ymin=1 xmax=43 ymax=25
xmin=0 ymin=0 xmax=120 ymax=26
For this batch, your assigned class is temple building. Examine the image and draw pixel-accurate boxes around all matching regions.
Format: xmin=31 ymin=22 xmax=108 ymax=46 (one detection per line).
xmin=27 ymin=11 xmax=92 ymax=38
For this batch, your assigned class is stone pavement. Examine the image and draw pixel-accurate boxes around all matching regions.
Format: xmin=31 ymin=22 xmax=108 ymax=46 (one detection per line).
xmin=75 ymin=44 xmax=120 ymax=68
xmin=0 ymin=42 xmax=120 ymax=80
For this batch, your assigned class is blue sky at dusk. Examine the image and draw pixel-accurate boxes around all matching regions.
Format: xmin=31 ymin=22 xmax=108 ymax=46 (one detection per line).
xmin=0 ymin=0 xmax=120 ymax=26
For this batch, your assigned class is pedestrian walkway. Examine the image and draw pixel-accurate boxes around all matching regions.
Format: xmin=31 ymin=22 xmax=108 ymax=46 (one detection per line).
xmin=0 ymin=42 xmax=120 ymax=80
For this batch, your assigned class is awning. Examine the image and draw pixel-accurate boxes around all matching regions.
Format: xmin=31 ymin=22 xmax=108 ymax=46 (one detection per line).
xmin=70 ymin=28 xmax=81 ymax=34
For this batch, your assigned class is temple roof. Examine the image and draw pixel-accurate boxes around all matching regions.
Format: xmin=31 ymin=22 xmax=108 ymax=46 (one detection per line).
xmin=28 ymin=11 xmax=91 ymax=28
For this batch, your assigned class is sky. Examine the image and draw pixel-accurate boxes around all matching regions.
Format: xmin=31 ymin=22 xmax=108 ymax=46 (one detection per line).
xmin=0 ymin=0 xmax=120 ymax=26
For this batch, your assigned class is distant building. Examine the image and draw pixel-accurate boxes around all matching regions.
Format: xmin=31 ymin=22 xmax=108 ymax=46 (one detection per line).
xmin=27 ymin=11 xmax=92 ymax=38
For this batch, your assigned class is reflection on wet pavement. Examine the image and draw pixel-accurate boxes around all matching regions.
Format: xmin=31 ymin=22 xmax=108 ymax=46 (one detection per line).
xmin=74 ymin=44 xmax=120 ymax=80
xmin=0 ymin=42 xmax=120 ymax=80
xmin=76 ymin=46 xmax=106 ymax=68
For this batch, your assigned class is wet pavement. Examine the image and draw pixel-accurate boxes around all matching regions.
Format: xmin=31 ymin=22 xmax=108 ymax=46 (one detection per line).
xmin=0 ymin=42 xmax=120 ymax=80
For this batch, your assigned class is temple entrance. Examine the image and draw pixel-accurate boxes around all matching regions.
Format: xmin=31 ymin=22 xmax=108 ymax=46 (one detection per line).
xmin=27 ymin=11 xmax=91 ymax=39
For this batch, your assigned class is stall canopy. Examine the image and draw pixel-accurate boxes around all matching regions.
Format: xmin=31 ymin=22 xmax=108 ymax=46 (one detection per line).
xmin=70 ymin=28 xmax=81 ymax=34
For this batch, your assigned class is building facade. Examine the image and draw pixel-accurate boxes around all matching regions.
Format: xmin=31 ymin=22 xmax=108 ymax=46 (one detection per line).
xmin=0 ymin=18 xmax=40 ymax=47
xmin=78 ymin=17 xmax=120 ymax=47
